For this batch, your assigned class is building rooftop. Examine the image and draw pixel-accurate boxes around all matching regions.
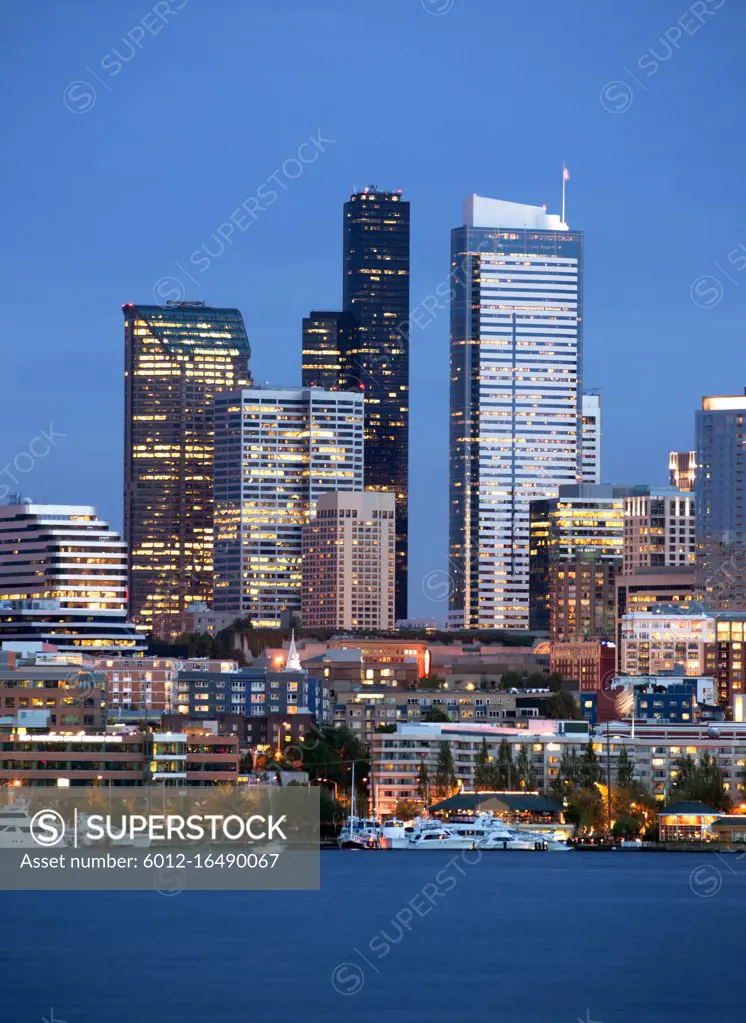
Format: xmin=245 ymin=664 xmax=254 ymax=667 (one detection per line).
xmin=463 ymin=195 xmax=568 ymax=232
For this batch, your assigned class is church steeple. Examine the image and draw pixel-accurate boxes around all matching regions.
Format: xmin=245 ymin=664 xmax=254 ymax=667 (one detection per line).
xmin=284 ymin=629 xmax=302 ymax=672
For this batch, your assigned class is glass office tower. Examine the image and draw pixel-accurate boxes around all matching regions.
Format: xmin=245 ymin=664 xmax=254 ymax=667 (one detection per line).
xmin=213 ymin=387 xmax=364 ymax=627
xmin=301 ymin=311 xmax=356 ymax=390
xmin=696 ymin=392 xmax=746 ymax=608
xmin=449 ymin=195 xmax=583 ymax=629
xmin=343 ymin=188 xmax=410 ymax=621
xmin=123 ymin=301 xmax=251 ymax=632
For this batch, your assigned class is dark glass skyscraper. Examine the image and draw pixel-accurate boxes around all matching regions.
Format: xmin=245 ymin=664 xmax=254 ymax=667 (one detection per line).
xmin=696 ymin=391 xmax=746 ymax=608
xmin=343 ymin=188 xmax=410 ymax=620
xmin=301 ymin=311 xmax=356 ymax=390
xmin=123 ymin=301 xmax=251 ymax=631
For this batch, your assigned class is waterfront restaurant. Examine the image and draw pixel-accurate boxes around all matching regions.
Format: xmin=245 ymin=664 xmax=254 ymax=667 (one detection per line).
xmin=657 ymin=801 xmax=720 ymax=841
xmin=709 ymin=815 xmax=746 ymax=844
xmin=429 ymin=792 xmax=567 ymax=834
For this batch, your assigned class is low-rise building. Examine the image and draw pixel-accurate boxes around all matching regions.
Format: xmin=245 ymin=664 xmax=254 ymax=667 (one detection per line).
xmin=550 ymin=638 xmax=616 ymax=691
xmin=330 ymin=687 xmax=540 ymax=745
xmin=0 ymin=649 xmax=106 ymax=732
xmin=96 ymin=657 xmax=238 ymax=714
xmin=0 ymin=728 xmax=239 ymax=787
xmin=371 ymin=719 xmax=746 ymax=816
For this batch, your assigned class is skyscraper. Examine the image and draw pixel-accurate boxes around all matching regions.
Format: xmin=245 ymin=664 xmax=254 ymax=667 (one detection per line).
xmin=0 ymin=502 xmax=143 ymax=653
xmin=301 ymin=311 xmax=356 ymax=390
xmin=669 ymin=450 xmax=696 ymax=492
xmin=528 ymin=484 xmax=626 ymax=632
xmin=581 ymin=393 xmax=602 ymax=484
xmin=343 ymin=188 xmax=410 ymax=620
xmin=449 ymin=195 xmax=583 ymax=629
xmin=696 ymin=391 xmax=746 ymax=607
xmin=302 ymin=491 xmax=395 ymax=631
xmin=213 ymin=387 xmax=364 ymax=627
xmin=123 ymin=301 xmax=251 ymax=632
xmin=623 ymin=488 xmax=695 ymax=574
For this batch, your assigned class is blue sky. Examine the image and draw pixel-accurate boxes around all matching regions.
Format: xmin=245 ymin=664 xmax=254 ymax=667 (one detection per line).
xmin=2 ymin=0 xmax=744 ymax=619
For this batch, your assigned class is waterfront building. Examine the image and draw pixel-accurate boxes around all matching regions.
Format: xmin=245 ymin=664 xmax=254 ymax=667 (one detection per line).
xmin=123 ymin=301 xmax=251 ymax=632
xmin=213 ymin=387 xmax=363 ymax=626
xmin=529 ymin=484 xmax=626 ymax=633
xmin=0 ymin=728 xmax=239 ymax=786
xmin=301 ymin=311 xmax=356 ymax=390
xmin=581 ymin=394 xmax=602 ymax=484
xmin=302 ymin=491 xmax=395 ymax=631
xmin=449 ymin=195 xmax=583 ymax=629
xmin=371 ymin=719 xmax=746 ymax=816
xmin=343 ymin=188 xmax=410 ymax=620
xmin=622 ymin=488 xmax=695 ymax=574
xmin=669 ymin=450 xmax=696 ymax=492
xmin=695 ymin=392 xmax=746 ymax=608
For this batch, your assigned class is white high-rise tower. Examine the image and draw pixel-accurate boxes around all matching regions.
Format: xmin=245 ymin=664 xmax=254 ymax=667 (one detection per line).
xmin=448 ymin=195 xmax=583 ymax=629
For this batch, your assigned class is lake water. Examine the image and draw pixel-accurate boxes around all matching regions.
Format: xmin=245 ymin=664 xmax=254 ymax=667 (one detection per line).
xmin=2 ymin=852 xmax=743 ymax=1023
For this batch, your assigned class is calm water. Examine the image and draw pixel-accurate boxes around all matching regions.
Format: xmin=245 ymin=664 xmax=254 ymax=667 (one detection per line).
xmin=1 ymin=852 xmax=743 ymax=1023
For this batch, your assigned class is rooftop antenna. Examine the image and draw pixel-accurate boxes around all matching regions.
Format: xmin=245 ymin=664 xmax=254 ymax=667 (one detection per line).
xmin=561 ymin=162 xmax=571 ymax=225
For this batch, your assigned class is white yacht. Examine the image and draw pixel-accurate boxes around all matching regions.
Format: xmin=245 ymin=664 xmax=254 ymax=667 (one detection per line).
xmin=338 ymin=817 xmax=382 ymax=850
xmin=0 ymin=800 xmax=67 ymax=849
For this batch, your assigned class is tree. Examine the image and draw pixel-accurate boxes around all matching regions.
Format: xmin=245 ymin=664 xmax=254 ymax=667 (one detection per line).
xmin=551 ymin=748 xmax=581 ymax=800
xmin=546 ymin=690 xmax=580 ymax=720
xmin=416 ymin=760 xmax=430 ymax=803
xmin=578 ymin=739 xmax=601 ymax=788
xmin=433 ymin=742 xmax=457 ymax=799
xmin=616 ymin=746 xmax=635 ymax=788
xmin=546 ymin=672 xmax=564 ymax=692
xmin=393 ymin=799 xmax=421 ymax=821
xmin=423 ymin=705 xmax=451 ymax=723
xmin=375 ymin=723 xmax=397 ymax=733
xmin=474 ymin=738 xmax=494 ymax=792
xmin=565 ymin=787 xmax=605 ymax=834
xmin=670 ymin=752 xmax=730 ymax=811
xmin=417 ymin=674 xmax=448 ymax=690
xmin=495 ymin=739 xmax=515 ymax=789
xmin=500 ymin=670 xmax=522 ymax=690
xmin=515 ymin=743 xmax=537 ymax=791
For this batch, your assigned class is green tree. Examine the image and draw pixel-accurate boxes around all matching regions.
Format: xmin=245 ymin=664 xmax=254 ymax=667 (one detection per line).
xmin=565 ymin=787 xmax=605 ymax=834
xmin=495 ymin=739 xmax=515 ymax=789
xmin=546 ymin=690 xmax=580 ymax=720
xmin=423 ymin=704 xmax=451 ymax=723
xmin=500 ymin=670 xmax=522 ymax=690
xmin=515 ymin=743 xmax=537 ymax=791
xmin=616 ymin=745 xmax=635 ymax=787
xmin=433 ymin=742 xmax=457 ymax=799
xmin=474 ymin=738 xmax=494 ymax=791
xmin=551 ymin=747 xmax=581 ymax=800
xmin=670 ymin=752 xmax=730 ymax=811
xmin=375 ymin=723 xmax=397 ymax=733
xmin=546 ymin=672 xmax=564 ymax=692
xmin=579 ymin=739 xmax=601 ymax=788
xmin=393 ymin=799 xmax=421 ymax=821
xmin=416 ymin=760 xmax=430 ymax=803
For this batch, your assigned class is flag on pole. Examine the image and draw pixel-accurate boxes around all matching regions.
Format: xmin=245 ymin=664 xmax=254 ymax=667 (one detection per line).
xmin=563 ymin=164 xmax=571 ymax=182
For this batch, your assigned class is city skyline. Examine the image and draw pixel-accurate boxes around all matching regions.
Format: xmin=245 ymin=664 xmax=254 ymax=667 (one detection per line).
xmin=3 ymin=1 xmax=744 ymax=620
